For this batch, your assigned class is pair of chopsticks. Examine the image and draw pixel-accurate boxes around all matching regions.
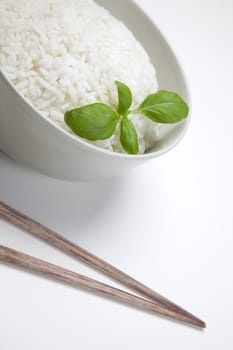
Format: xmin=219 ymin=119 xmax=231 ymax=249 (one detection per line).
xmin=0 ymin=201 xmax=205 ymax=328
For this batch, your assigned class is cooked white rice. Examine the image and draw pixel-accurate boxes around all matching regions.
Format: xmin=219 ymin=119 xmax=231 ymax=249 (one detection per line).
xmin=0 ymin=0 xmax=159 ymax=154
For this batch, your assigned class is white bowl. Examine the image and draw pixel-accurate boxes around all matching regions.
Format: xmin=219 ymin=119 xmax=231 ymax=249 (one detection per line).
xmin=0 ymin=0 xmax=190 ymax=182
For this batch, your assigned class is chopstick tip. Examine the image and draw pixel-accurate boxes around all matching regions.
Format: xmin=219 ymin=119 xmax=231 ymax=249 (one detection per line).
xmin=195 ymin=319 xmax=206 ymax=329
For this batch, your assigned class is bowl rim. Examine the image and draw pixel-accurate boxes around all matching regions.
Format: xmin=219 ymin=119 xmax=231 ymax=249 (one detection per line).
xmin=0 ymin=10 xmax=191 ymax=161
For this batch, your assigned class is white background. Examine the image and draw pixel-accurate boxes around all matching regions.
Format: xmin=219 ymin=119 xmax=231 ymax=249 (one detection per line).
xmin=0 ymin=0 xmax=233 ymax=348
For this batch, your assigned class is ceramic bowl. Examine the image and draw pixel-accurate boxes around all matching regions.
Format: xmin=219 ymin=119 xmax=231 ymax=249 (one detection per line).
xmin=0 ymin=0 xmax=190 ymax=181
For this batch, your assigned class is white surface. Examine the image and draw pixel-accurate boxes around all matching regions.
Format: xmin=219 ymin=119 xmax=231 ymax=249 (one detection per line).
xmin=0 ymin=0 xmax=233 ymax=348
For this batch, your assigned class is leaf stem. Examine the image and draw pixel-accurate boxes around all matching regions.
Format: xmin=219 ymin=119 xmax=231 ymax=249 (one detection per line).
xmin=128 ymin=109 xmax=142 ymax=115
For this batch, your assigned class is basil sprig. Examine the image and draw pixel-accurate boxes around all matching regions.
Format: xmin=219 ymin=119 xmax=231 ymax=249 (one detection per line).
xmin=120 ymin=118 xmax=139 ymax=155
xmin=115 ymin=80 xmax=132 ymax=116
xmin=131 ymin=90 xmax=189 ymax=123
xmin=65 ymin=104 xmax=118 ymax=141
xmin=64 ymin=81 xmax=189 ymax=154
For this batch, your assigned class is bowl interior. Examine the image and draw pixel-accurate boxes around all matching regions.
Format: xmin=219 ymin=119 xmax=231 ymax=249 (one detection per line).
xmin=96 ymin=0 xmax=190 ymax=154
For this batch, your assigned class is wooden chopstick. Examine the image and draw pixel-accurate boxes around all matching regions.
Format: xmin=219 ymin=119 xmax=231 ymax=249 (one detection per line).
xmin=0 ymin=201 xmax=205 ymax=328
xmin=0 ymin=245 xmax=204 ymax=327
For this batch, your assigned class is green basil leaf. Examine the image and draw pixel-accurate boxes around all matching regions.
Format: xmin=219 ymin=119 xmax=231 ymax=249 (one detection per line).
xmin=138 ymin=90 xmax=189 ymax=123
xmin=120 ymin=118 xmax=139 ymax=155
xmin=115 ymin=80 xmax=132 ymax=116
xmin=64 ymin=103 xmax=118 ymax=141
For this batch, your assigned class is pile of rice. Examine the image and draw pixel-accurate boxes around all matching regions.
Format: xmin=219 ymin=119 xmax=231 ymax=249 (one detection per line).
xmin=0 ymin=0 xmax=159 ymax=154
